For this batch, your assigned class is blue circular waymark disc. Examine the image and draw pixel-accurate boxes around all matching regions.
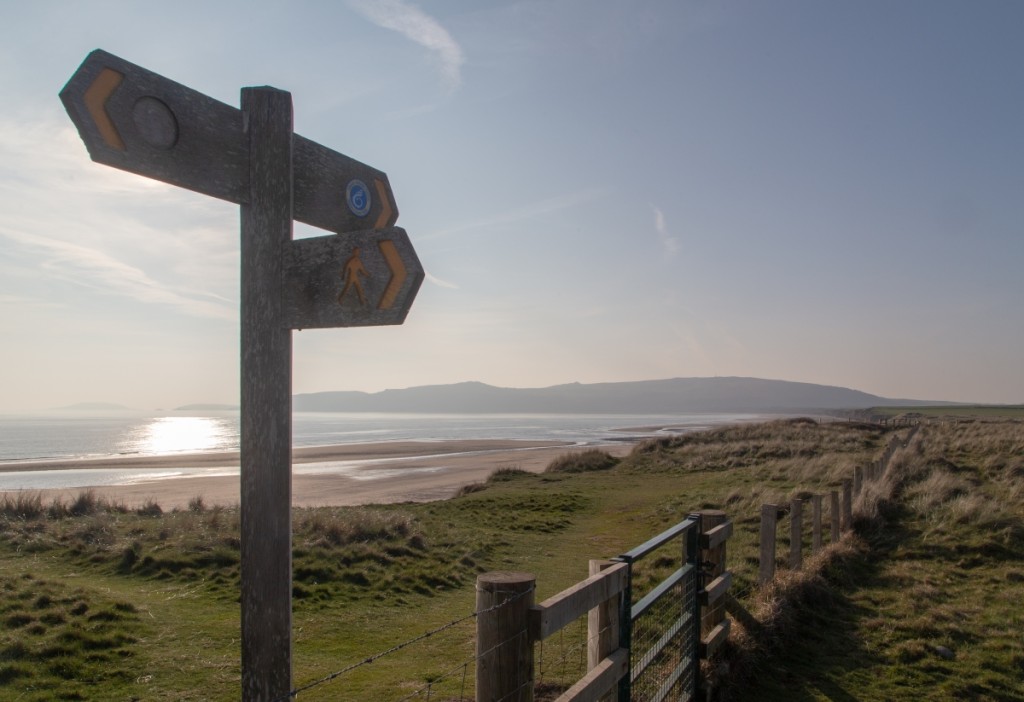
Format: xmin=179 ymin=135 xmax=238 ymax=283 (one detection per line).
xmin=346 ymin=180 xmax=372 ymax=217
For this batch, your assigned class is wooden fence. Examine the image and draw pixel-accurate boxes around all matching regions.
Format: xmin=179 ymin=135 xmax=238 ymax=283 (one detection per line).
xmin=757 ymin=429 xmax=913 ymax=584
xmin=476 ymin=511 xmax=735 ymax=702
xmin=473 ymin=428 xmax=913 ymax=701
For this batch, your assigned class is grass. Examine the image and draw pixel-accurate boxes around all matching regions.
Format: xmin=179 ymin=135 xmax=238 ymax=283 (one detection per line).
xmin=0 ymin=573 xmax=143 ymax=698
xmin=0 ymin=418 xmax=1021 ymax=699
xmin=715 ymin=419 xmax=1024 ymax=701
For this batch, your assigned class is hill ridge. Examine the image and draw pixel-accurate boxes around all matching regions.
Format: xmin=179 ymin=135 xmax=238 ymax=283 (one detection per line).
xmin=292 ymin=376 xmax=945 ymax=414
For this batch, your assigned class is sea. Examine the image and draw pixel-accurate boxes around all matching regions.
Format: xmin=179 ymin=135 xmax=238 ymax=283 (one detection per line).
xmin=0 ymin=411 xmax=760 ymax=491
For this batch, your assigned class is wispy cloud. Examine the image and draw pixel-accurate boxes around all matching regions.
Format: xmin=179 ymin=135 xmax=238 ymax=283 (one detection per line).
xmin=426 ymin=271 xmax=459 ymax=289
xmin=423 ymin=188 xmax=605 ymax=241
xmin=0 ymin=227 xmax=234 ymax=320
xmin=348 ymin=0 xmax=465 ymax=93
xmin=652 ymin=205 xmax=680 ymax=256
xmin=0 ymin=293 xmax=65 ymax=309
xmin=0 ymin=119 xmax=239 ymax=320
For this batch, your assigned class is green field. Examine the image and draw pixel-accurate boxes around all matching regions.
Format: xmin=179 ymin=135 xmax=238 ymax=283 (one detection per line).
xmin=2 ymin=418 xmax=1022 ymax=700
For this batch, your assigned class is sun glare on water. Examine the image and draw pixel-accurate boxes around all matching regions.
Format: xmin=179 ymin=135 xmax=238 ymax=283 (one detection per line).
xmin=139 ymin=417 xmax=233 ymax=455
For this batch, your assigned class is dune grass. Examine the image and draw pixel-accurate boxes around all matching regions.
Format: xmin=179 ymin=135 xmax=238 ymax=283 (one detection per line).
xmin=715 ymin=419 xmax=1024 ymax=701
xmin=0 ymin=418 xmax=1020 ymax=699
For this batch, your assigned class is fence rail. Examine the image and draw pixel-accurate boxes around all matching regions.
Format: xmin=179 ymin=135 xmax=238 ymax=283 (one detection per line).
xmin=475 ymin=511 xmax=734 ymax=702
xmin=756 ymin=428 xmax=916 ymax=585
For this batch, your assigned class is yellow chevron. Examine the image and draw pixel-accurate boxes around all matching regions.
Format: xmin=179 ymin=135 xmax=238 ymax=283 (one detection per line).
xmin=83 ymin=68 xmax=125 ymax=151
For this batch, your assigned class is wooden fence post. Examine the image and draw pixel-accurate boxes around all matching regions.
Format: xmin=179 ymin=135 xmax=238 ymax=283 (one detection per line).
xmin=759 ymin=504 xmax=779 ymax=585
xmin=854 ymin=466 xmax=863 ymax=496
xmin=698 ymin=510 xmax=728 ymax=636
xmin=811 ymin=494 xmax=823 ymax=554
xmin=587 ymin=559 xmax=619 ymax=699
xmin=789 ymin=499 xmax=803 ymax=570
xmin=830 ymin=491 xmax=841 ymax=543
xmin=842 ymin=479 xmax=853 ymax=530
xmin=477 ymin=572 xmax=536 ymax=702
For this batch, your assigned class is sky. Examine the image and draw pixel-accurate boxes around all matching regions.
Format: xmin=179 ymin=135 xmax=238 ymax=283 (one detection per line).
xmin=1 ymin=0 xmax=1022 ymax=411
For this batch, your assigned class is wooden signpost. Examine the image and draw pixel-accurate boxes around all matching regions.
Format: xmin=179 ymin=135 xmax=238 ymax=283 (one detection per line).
xmin=61 ymin=49 xmax=423 ymax=701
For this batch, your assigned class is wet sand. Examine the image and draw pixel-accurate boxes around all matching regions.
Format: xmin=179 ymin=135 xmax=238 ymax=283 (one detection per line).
xmin=0 ymin=439 xmax=635 ymax=510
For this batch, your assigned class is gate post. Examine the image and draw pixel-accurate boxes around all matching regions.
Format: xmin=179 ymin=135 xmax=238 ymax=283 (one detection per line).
xmin=697 ymin=510 xmax=728 ymax=635
xmin=697 ymin=510 xmax=729 ymax=702
xmin=587 ymin=560 xmax=620 ymax=702
xmin=476 ymin=572 xmax=535 ymax=702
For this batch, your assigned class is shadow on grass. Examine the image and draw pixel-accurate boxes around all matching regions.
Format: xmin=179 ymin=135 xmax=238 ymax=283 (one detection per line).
xmin=719 ymin=502 xmax=922 ymax=701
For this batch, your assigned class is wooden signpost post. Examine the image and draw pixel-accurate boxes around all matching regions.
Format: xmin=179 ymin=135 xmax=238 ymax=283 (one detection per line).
xmin=61 ymin=49 xmax=423 ymax=701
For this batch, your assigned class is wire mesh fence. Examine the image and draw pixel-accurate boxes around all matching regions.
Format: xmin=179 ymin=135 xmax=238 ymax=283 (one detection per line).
xmin=629 ymin=567 xmax=697 ymax=701
xmin=533 ymin=613 xmax=587 ymax=697
xmin=617 ymin=516 xmax=701 ymax=702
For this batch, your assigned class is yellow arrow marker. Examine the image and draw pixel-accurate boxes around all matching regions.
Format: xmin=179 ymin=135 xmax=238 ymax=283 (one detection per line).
xmin=83 ymin=68 xmax=125 ymax=151
xmin=377 ymin=239 xmax=407 ymax=310
xmin=373 ymin=178 xmax=393 ymax=230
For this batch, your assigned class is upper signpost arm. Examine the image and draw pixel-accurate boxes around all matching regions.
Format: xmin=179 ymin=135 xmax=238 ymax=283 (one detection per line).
xmin=59 ymin=49 xmax=249 ymax=203
xmin=60 ymin=49 xmax=400 ymax=235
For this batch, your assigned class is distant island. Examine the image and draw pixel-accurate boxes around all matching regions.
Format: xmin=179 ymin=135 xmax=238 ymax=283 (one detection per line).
xmin=291 ymin=377 xmax=952 ymax=414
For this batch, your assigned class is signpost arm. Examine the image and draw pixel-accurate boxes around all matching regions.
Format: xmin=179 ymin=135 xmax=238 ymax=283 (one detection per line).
xmin=240 ymin=86 xmax=294 ymax=701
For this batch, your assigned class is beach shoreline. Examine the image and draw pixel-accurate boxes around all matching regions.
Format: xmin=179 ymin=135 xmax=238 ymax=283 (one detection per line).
xmin=0 ymin=439 xmax=635 ymax=510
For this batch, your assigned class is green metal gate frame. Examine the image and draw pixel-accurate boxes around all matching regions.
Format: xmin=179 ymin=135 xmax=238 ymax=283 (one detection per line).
xmin=613 ymin=513 xmax=704 ymax=701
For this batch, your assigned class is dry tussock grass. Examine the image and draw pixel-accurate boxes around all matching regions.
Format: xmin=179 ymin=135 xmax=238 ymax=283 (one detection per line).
xmin=545 ymin=449 xmax=619 ymax=473
xmin=294 ymin=508 xmax=417 ymax=549
xmin=717 ymin=419 xmax=1024 ymax=699
xmin=631 ymin=419 xmax=885 ymax=474
xmin=713 ymin=428 xmax=913 ymax=698
xmin=715 ymin=537 xmax=865 ymax=700
xmin=907 ymin=469 xmax=971 ymax=512
xmin=892 ymin=421 xmax=1023 ymax=535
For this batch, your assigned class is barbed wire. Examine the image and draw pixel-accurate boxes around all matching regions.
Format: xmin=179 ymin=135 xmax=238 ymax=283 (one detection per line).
xmin=275 ymin=586 xmax=535 ymax=701
xmin=393 ymin=625 xmax=535 ymax=702
xmin=392 ymin=657 xmax=472 ymax=702
xmin=536 ymin=615 xmax=592 ymax=687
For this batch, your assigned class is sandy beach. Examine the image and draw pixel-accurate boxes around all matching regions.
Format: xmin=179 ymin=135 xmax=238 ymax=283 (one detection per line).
xmin=0 ymin=439 xmax=636 ymax=510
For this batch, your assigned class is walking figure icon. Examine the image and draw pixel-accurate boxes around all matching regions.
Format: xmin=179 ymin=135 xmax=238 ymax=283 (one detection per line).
xmin=338 ymin=247 xmax=369 ymax=306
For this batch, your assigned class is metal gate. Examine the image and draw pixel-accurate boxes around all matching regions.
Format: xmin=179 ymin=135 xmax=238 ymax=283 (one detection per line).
xmin=613 ymin=514 xmax=702 ymax=701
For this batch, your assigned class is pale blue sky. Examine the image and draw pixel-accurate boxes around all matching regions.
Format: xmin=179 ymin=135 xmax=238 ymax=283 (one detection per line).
xmin=1 ymin=0 xmax=1021 ymax=411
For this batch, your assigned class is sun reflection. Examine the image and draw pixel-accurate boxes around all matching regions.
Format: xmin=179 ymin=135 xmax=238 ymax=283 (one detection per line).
xmin=140 ymin=417 xmax=232 ymax=455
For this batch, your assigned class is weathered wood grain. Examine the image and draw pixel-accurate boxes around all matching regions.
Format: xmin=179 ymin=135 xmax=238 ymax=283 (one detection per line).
xmin=239 ymin=86 xmax=294 ymax=702
xmin=554 ymin=648 xmax=628 ymax=702
xmin=532 ymin=562 xmax=627 ymax=641
xmin=477 ymin=572 xmax=536 ymax=702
